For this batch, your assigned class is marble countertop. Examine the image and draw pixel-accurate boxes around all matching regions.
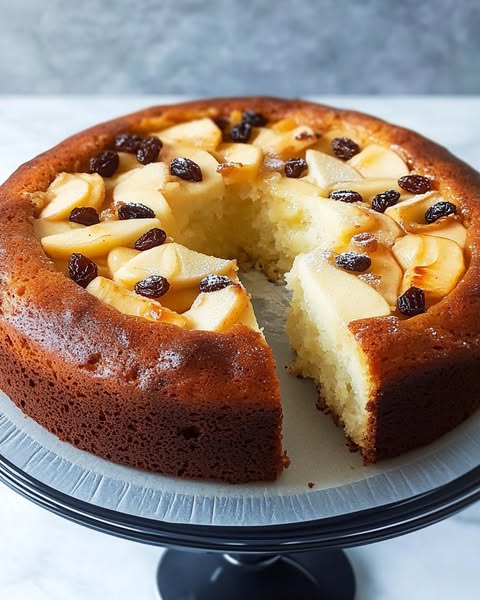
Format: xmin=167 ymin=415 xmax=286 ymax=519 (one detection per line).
xmin=0 ymin=96 xmax=479 ymax=599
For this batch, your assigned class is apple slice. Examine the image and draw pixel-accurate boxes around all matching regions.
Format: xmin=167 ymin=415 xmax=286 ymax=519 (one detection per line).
xmin=160 ymin=144 xmax=225 ymax=223
xmin=253 ymin=125 xmax=317 ymax=159
xmin=385 ymin=193 xmax=466 ymax=247
xmin=107 ymin=247 xmax=140 ymax=277
xmin=160 ymin=286 xmax=200 ymax=313
xmin=113 ymin=243 xmax=179 ymax=289
xmin=392 ymin=234 xmax=465 ymax=305
xmin=113 ymin=163 xmax=176 ymax=234
xmin=172 ymin=243 xmax=237 ymax=288
xmin=86 ymin=276 xmax=187 ymax=327
xmin=304 ymin=149 xmax=363 ymax=193
xmin=33 ymin=219 xmax=83 ymax=240
xmin=156 ymin=118 xmax=222 ymax=152
xmin=40 ymin=173 xmax=105 ymax=221
xmin=288 ymin=249 xmax=391 ymax=325
xmin=216 ymin=143 xmax=263 ymax=184
xmin=41 ymin=218 xmax=161 ymax=259
xmin=348 ymin=144 xmax=409 ymax=179
xmin=348 ymin=234 xmax=403 ymax=308
xmin=183 ymin=284 xmax=258 ymax=332
xmin=330 ymin=178 xmax=402 ymax=202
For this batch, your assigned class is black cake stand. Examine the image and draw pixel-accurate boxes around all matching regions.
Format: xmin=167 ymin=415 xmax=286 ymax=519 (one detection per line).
xmin=0 ymin=404 xmax=479 ymax=600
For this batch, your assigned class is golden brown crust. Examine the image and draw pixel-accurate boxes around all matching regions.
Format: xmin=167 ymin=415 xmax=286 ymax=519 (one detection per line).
xmin=0 ymin=97 xmax=479 ymax=479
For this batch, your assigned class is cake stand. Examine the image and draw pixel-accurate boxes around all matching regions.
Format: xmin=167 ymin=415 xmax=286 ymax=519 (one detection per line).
xmin=0 ymin=276 xmax=479 ymax=599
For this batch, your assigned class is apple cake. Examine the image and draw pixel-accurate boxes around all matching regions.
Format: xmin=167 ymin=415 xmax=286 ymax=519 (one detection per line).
xmin=0 ymin=97 xmax=479 ymax=483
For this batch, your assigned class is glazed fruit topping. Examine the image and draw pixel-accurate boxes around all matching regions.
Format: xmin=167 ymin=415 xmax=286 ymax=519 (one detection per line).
xmin=397 ymin=286 xmax=426 ymax=316
xmin=285 ymin=157 xmax=307 ymax=178
xmin=114 ymin=133 xmax=143 ymax=154
xmin=68 ymin=253 xmax=98 ymax=288
xmin=170 ymin=157 xmax=203 ymax=182
xmin=199 ymin=274 xmax=234 ymax=293
xmin=89 ymin=150 xmax=119 ymax=178
xmin=68 ymin=206 xmax=100 ymax=226
xmin=425 ymin=201 xmax=457 ymax=224
xmin=118 ymin=202 xmax=156 ymax=220
xmin=134 ymin=275 xmax=170 ymax=298
xmin=134 ymin=228 xmax=167 ymax=251
xmin=136 ymin=136 xmax=163 ymax=165
xmin=328 ymin=189 xmax=363 ymax=203
xmin=335 ymin=251 xmax=372 ymax=272
xmin=242 ymin=110 xmax=268 ymax=127
xmin=230 ymin=121 xmax=253 ymax=143
xmin=371 ymin=189 xmax=400 ymax=213
xmin=331 ymin=137 xmax=360 ymax=160
xmin=398 ymin=174 xmax=432 ymax=194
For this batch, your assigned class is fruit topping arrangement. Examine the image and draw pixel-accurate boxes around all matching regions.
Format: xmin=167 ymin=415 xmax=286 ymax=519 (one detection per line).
xmin=32 ymin=110 xmax=467 ymax=331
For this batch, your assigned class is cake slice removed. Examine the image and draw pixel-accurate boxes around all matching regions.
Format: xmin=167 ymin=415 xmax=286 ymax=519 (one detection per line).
xmin=286 ymin=249 xmax=391 ymax=452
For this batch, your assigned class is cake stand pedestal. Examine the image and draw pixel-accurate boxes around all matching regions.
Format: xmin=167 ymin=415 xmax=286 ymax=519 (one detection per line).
xmin=0 ymin=451 xmax=478 ymax=599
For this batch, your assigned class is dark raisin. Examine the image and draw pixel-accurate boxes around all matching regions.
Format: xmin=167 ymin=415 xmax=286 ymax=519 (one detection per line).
xmin=397 ymin=286 xmax=426 ymax=316
xmin=331 ymin=137 xmax=360 ymax=160
xmin=295 ymin=130 xmax=315 ymax=141
xmin=398 ymin=174 xmax=432 ymax=194
xmin=425 ymin=201 xmax=457 ymax=224
xmin=136 ymin=136 xmax=162 ymax=165
xmin=285 ymin=157 xmax=307 ymax=178
xmin=371 ymin=189 xmax=400 ymax=213
xmin=89 ymin=150 xmax=119 ymax=178
xmin=114 ymin=133 xmax=143 ymax=153
xmin=335 ymin=252 xmax=371 ymax=272
xmin=199 ymin=274 xmax=234 ymax=293
xmin=134 ymin=228 xmax=167 ymax=251
xmin=68 ymin=253 xmax=98 ymax=288
xmin=242 ymin=110 xmax=268 ymax=127
xmin=212 ymin=116 xmax=230 ymax=131
xmin=134 ymin=275 xmax=170 ymax=298
xmin=68 ymin=206 xmax=100 ymax=226
xmin=329 ymin=189 xmax=363 ymax=203
xmin=230 ymin=121 xmax=253 ymax=143
xmin=170 ymin=157 xmax=203 ymax=182
xmin=118 ymin=203 xmax=155 ymax=220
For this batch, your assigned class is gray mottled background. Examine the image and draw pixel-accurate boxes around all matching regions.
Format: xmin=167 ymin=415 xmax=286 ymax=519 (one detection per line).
xmin=0 ymin=0 xmax=479 ymax=95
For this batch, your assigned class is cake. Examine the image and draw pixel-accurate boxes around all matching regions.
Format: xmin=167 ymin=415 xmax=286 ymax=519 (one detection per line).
xmin=0 ymin=97 xmax=479 ymax=483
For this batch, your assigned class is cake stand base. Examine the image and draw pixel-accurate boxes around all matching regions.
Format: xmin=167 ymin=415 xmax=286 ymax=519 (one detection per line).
xmin=156 ymin=548 xmax=355 ymax=599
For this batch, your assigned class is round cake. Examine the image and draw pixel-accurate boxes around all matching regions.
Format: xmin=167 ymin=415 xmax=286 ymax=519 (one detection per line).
xmin=0 ymin=97 xmax=479 ymax=483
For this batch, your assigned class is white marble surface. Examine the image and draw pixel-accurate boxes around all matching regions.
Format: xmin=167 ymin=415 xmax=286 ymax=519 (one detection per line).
xmin=0 ymin=96 xmax=479 ymax=599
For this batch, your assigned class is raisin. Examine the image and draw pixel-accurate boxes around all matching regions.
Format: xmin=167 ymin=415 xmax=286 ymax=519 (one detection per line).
xmin=242 ymin=110 xmax=268 ymax=127
xmin=329 ymin=189 xmax=363 ymax=203
xmin=114 ymin=133 xmax=143 ymax=153
xmin=397 ymin=286 xmax=426 ymax=316
xmin=230 ymin=121 xmax=253 ymax=143
xmin=170 ymin=157 xmax=203 ymax=182
xmin=68 ymin=253 xmax=98 ymax=288
xmin=134 ymin=275 xmax=170 ymax=298
xmin=398 ymin=174 xmax=432 ymax=194
xmin=199 ymin=274 xmax=234 ymax=293
xmin=295 ymin=130 xmax=315 ymax=141
xmin=136 ymin=136 xmax=162 ymax=165
xmin=335 ymin=252 xmax=371 ymax=272
xmin=134 ymin=228 xmax=167 ymax=251
xmin=89 ymin=150 xmax=119 ymax=178
xmin=68 ymin=206 xmax=100 ymax=226
xmin=285 ymin=157 xmax=307 ymax=178
xmin=331 ymin=137 xmax=360 ymax=160
xmin=425 ymin=201 xmax=457 ymax=224
xmin=118 ymin=203 xmax=155 ymax=220
xmin=371 ymin=189 xmax=400 ymax=213
xmin=212 ymin=116 xmax=230 ymax=131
